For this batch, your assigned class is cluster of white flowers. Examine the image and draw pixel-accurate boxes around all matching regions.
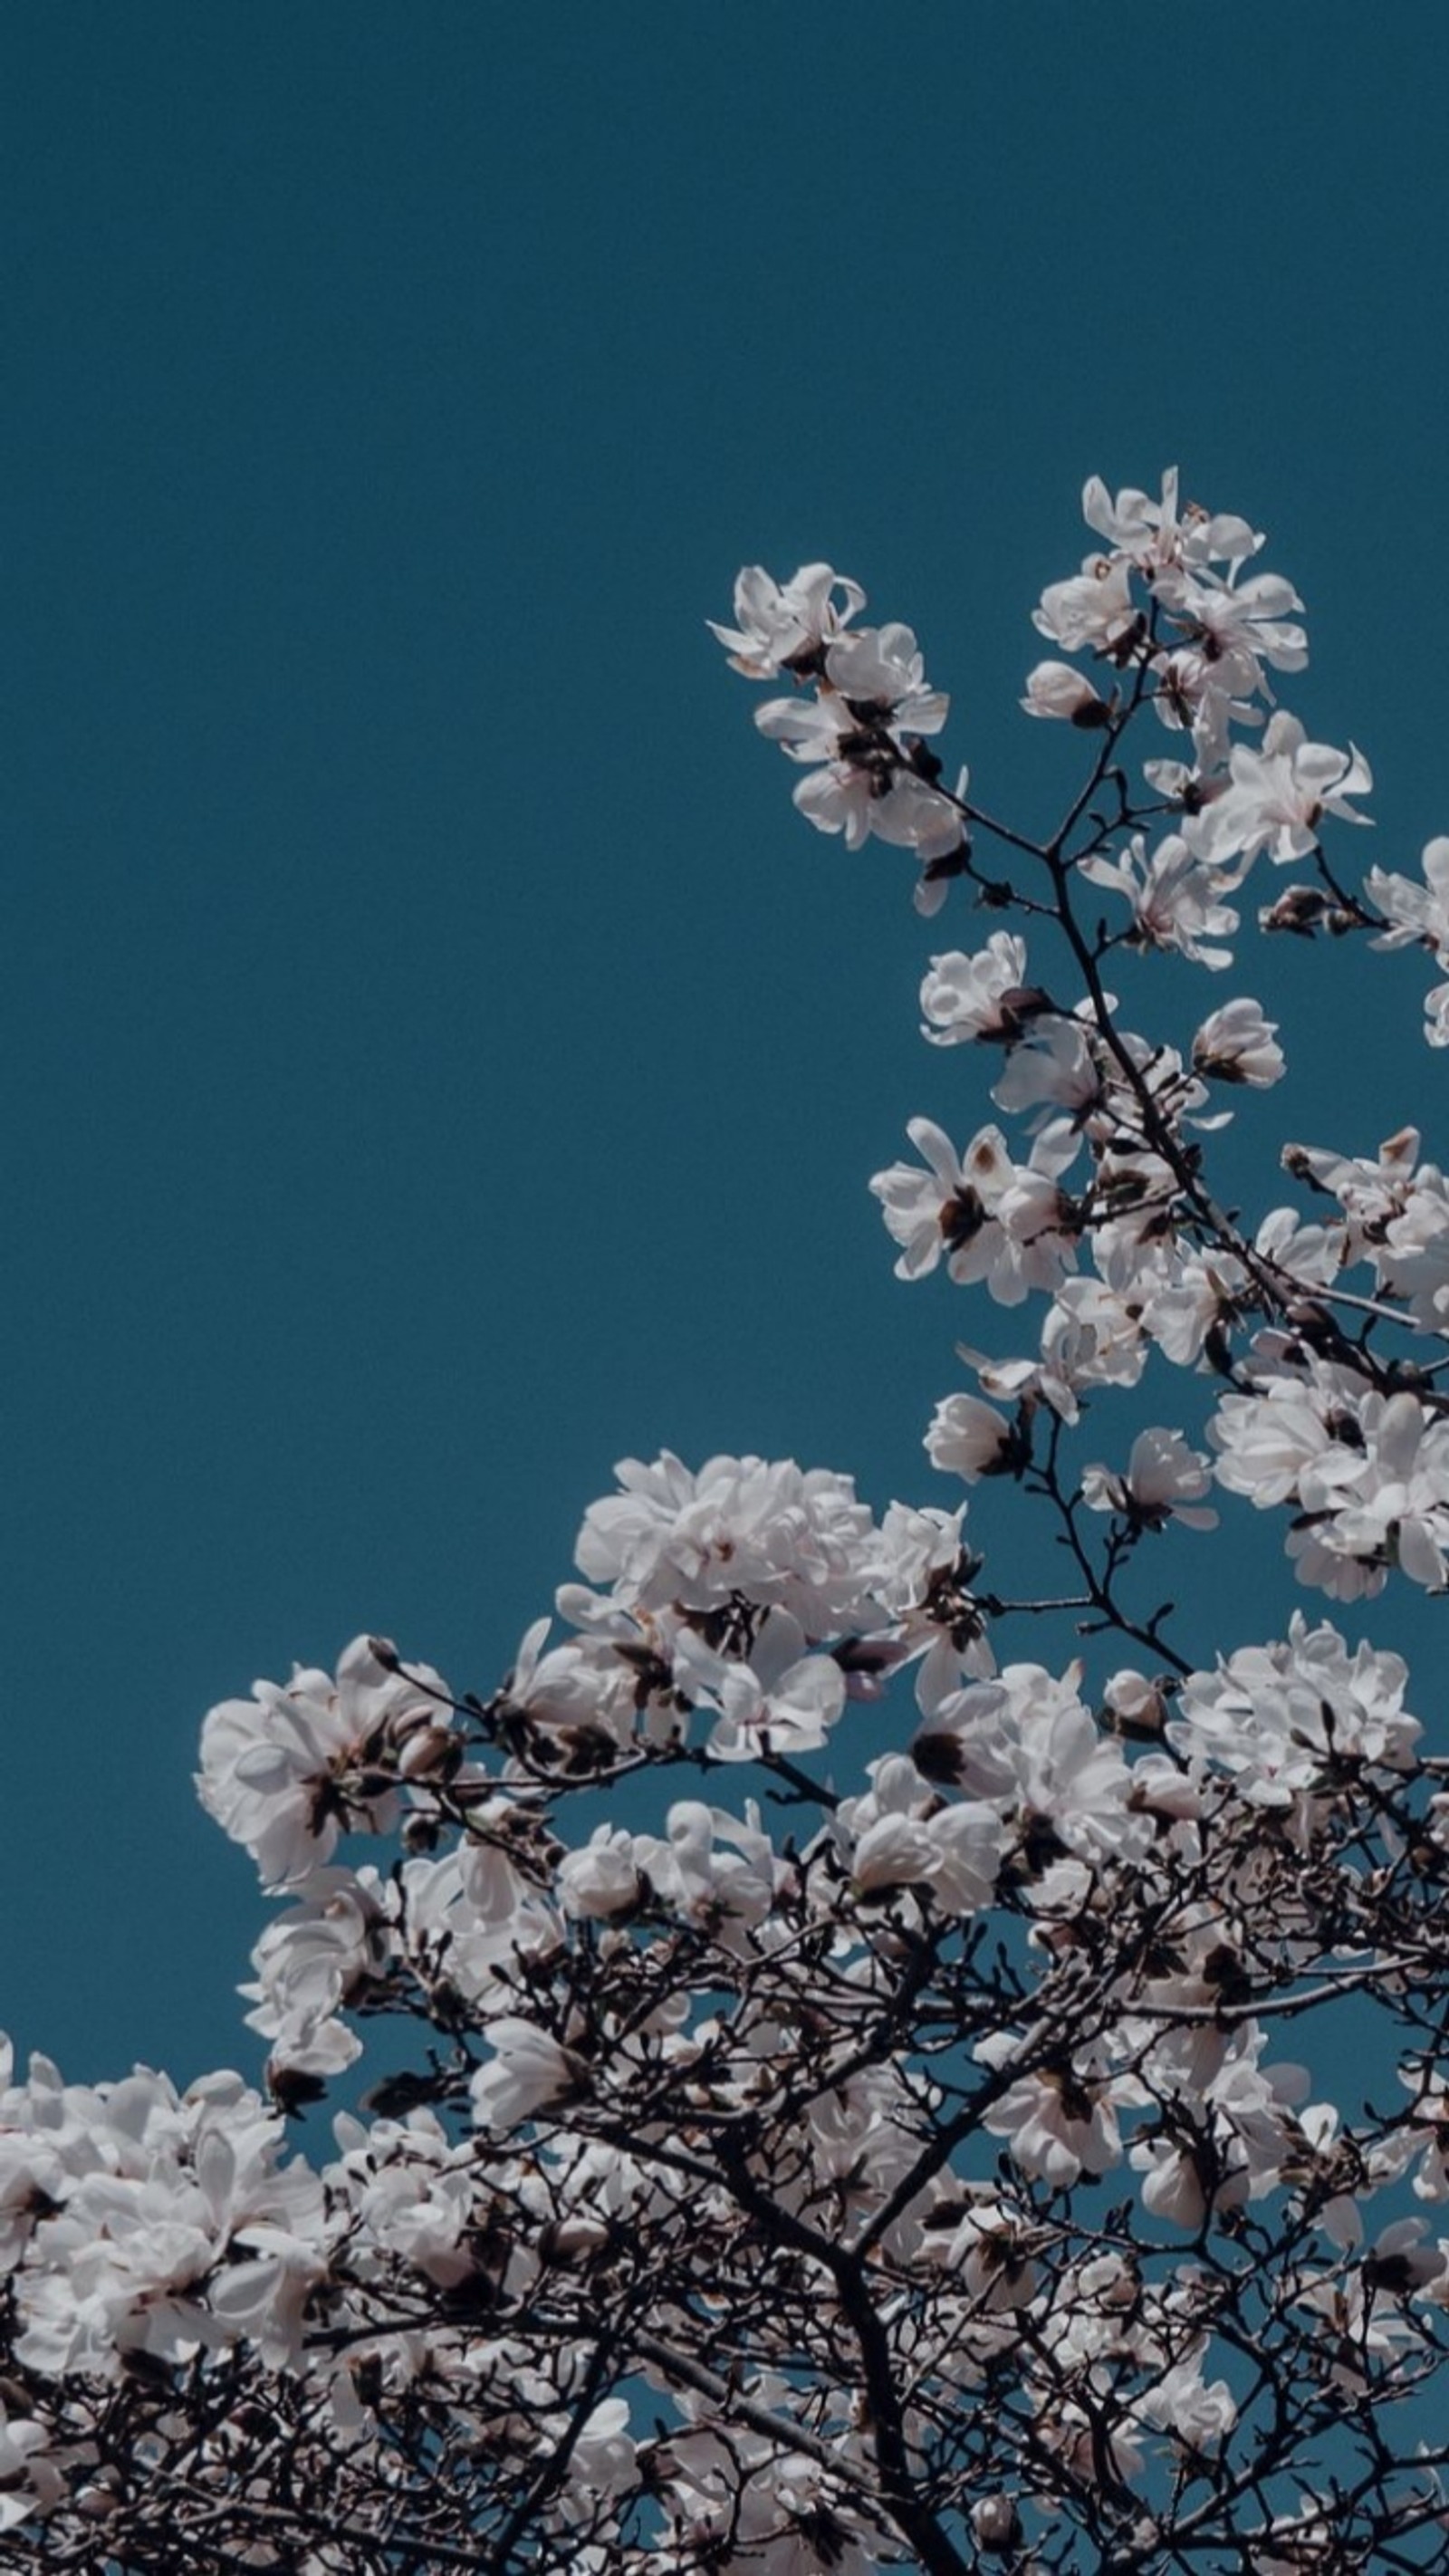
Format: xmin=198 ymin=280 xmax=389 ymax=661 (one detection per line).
xmin=13 ymin=472 xmax=1449 ymax=2575
xmin=712 ymin=562 xmax=967 ymax=904
xmin=717 ymin=476 xmax=1449 ymax=1627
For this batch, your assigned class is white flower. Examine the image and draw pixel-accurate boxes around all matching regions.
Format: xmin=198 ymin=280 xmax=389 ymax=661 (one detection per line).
xmin=840 ymin=1754 xmax=1003 ymax=1914
xmin=1134 ymin=2349 xmax=1236 ymax=2453
xmin=1366 ymin=840 xmax=1449 ymax=1042
xmin=197 ymin=1638 xmax=451 ymax=1891
xmin=919 ymin=933 xmax=1034 ymax=1045
xmin=1033 ymin=553 xmax=1137 ymax=654
xmin=0 ymin=2401 xmax=60 ymax=2534
xmin=792 ymin=759 xmax=964 ymax=860
xmin=563 ymin=2397 xmax=636 ymax=2501
xmin=501 ymin=1617 xmax=642 ymax=1757
xmin=823 ymin=621 xmax=948 ymax=736
xmin=925 ymin=1391 xmax=1018 ymax=1483
xmin=1367 ymin=834 xmax=1449 ymax=956
xmin=869 ymin=1118 xmax=1078 ymax=1304
xmin=1155 ymin=562 xmax=1307 ymax=701
xmin=470 ymin=2018 xmax=585 ymax=2132
xmin=10 ymin=2068 xmax=325 ymax=2377
xmin=990 ymin=1014 xmax=1101 ymax=1119
xmin=555 ymin=1825 xmax=645 ymax=1920
xmin=1399 ymin=2072 xmax=1449 ymax=2203
xmin=1210 ymin=1362 xmax=1449 ymax=1600
xmin=1169 ymin=1615 xmax=1419 ymax=1805
xmin=1079 ymin=833 xmax=1238 ymax=969
xmin=1021 ymin=660 xmax=1109 ymax=724
xmin=630 ymin=1801 xmax=780 ymax=1933
xmin=977 ymin=2046 xmax=1123 ymax=2187
xmin=754 ymin=620 xmax=964 ymax=865
xmin=708 ymin=562 xmax=865 ymax=678
xmin=1040 ymin=1278 xmax=1148 ymax=1396
xmin=241 ymin=1869 xmax=389 ymax=2077
xmin=1192 ymin=996 xmax=1285 ymax=1085
xmin=1209 ymin=1360 xmax=1357 ymax=1511
xmin=1081 ymin=1427 xmax=1217 ymax=1531
xmin=1187 ymin=711 xmax=1371 ymax=878
xmin=574 ymin=1451 xmax=887 ymax=1634
xmin=1083 ymin=466 xmax=1262 ymax=577
xmin=672 ymin=1613 xmax=846 ymax=1764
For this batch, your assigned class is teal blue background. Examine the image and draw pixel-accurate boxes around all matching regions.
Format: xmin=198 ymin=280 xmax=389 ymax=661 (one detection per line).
xmin=7 ymin=3 xmax=1449 ymax=2084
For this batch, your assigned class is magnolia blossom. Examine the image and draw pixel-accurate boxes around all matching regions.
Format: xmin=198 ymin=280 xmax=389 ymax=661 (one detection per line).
xmin=1020 ymin=659 xmax=1109 ymax=725
xmin=0 ymin=2406 xmax=57 ymax=2533
xmin=1192 ymin=995 xmax=1285 ymax=1085
xmin=1034 ymin=552 xmax=1138 ymax=655
xmin=19 ymin=468 xmax=1449 ymax=2576
xmin=1366 ymin=836 xmax=1449 ymax=1043
xmin=1133 ymin=2350 xmax=1237 ymax=2454
xmin=197 ymin=1637 xmax=451 ymax=1890
xmin=976 ymin=2041 xmax=1124 ymax=2188
xmin=990 ymin=1012 xmax=1101 ymax=1123
xmin=470 ymin=2018 xmax=585 ymax=2133
xmin=1079 ymin=833 xmax=1239 ymax=969
xmin=840 ymin=1754 xmax=1004 ymax=1914
xmin=752 ymin=617 xmax=964 ymax=865
xmin=574 ymin=1450 xmax=888 ymax=1634
xmin=671 ymin=1612 xmax=847 ymax=1762
xmin=924 ymin=1389 xmax=1019 ymax=1482
xmin=1080 ymin=1426 xmax=1217 ymax=1531
xmin=1154 ymin=561 xmax=1308 ymax=701
xmin=1170 ymin=1616 xmax=1419 ymax=1805
xmin=1082 ymin=466 xmax=1261 ymax=577
xmin=555 ymin=1823 xmax=646 ymax=1920
xmin=918 ymin=932 xmax=1038 ymax=1045
xmin=1366 ymin=834 xmax=1449 ymax=956
xmin=870 ymin=1115 xmax=1078 ymax=1302
xmin=241 ymin=1869 xmax=390 ymax=2076
xmin=1187 ymin=710 xmax=1372 ymax=877
xmin=824 ymin=622 xmax=948 ymax=735
xmin=707 ymin=561 xmax=865 ymax=678
xmin=808 ymin=763 xmax=964 ymax=860
xmin=629 ymin=1800 xmax=780 ymax=1933
xmin=1213 ymin=1369 xmax=1449 ymax=1598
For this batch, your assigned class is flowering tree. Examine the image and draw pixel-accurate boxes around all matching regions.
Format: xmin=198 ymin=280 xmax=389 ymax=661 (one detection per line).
xmin=11 ymin=476 xmax=1449 ymax=2573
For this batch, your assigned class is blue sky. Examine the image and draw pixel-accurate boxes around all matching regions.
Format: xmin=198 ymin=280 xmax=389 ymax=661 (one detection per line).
xmin=8 ymin=4 xmax=1449 ymax=2085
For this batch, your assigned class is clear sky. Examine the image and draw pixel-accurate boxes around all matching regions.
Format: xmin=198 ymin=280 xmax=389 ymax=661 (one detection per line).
xmin=8 ymin=3 xmax=1449 ymax=2087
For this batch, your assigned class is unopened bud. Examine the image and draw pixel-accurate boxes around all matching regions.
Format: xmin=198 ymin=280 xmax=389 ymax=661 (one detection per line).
xmin=1259 ymin=885 xmax=1330 ymax=937
xmin=971 ymin=2494 xmax=1022 ymax=2552
xmin=75 ymin=2483 xmax=121 ymax=2523
xmin=540 ymin=2214 xmax=610 ymax=2264
xmin=1021 ymin=659 xmax=1110 ymax=727
xmin=1103 ymin=1669 xmax=1166 ymax=1739
xmin=397 ymin=1723 xmax=456 ymax=1781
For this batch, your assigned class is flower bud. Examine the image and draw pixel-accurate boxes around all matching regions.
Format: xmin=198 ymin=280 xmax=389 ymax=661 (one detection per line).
xmin=1021 ymin=660 xmax=1110 ymax=725
xmin=971 ymin=2494 xmax=1022 ymax=2551
xmin=396 ymin=1723 xmax=456 ymax=1781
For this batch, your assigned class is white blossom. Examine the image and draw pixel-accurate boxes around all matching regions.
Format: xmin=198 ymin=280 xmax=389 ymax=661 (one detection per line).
xmin=197 ymin=1638 xmax=452 ymax=1891
xmin=470 ymin=2019 xmax=585 ymax=2133
xmin=918 ymin=932 xmax=1033 ymax=1044
xmin=1080 ymin=1427 xmax=1217 ymax=1531
xmin=1192 ymin=996 xmax=1285 ymax=1086
xmin=709 ymin=562 xmax=866 ymax=678
xmin=1187 ymin=710 xmax=1371 ymax=878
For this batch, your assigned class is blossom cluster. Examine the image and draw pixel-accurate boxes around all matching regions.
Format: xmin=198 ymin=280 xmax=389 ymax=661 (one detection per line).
xmin=8 ymin=475 xmax=1449 ymax=2576
xmin=722 ymin=479 xmax=1449 ymax=1617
